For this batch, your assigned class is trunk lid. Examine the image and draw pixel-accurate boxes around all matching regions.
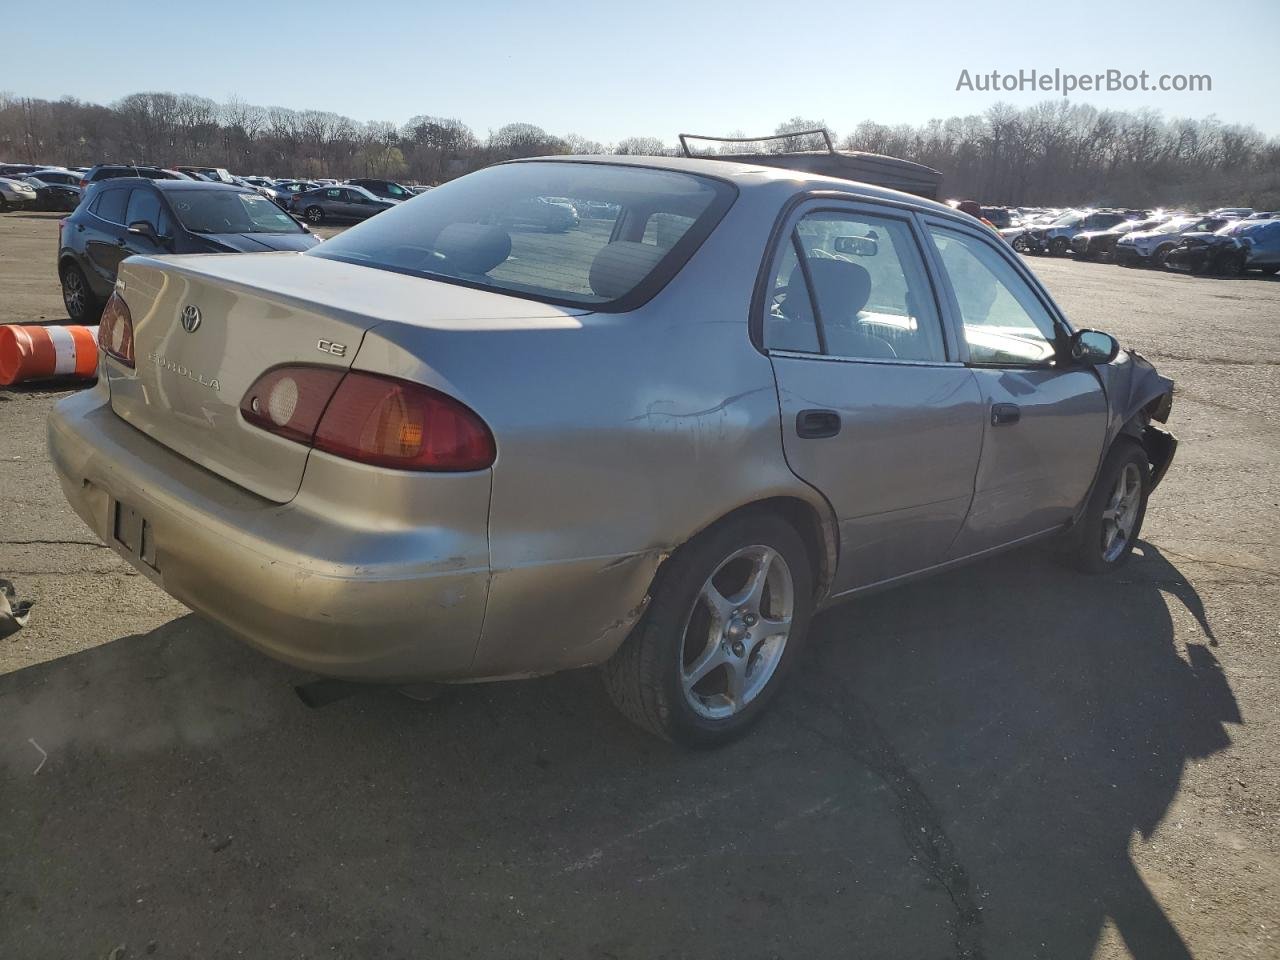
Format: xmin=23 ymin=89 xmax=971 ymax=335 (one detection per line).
xmin=107 ymin=252 xmax=587 ymax=503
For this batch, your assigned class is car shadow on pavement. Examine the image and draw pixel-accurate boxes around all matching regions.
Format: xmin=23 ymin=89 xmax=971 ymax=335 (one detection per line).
xmin=0 ymin=542 xmax=1236 ymax=959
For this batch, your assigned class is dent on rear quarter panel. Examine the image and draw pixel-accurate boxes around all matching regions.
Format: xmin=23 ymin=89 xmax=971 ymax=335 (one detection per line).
xmin=449 ymin=188 xmax=836 ymax=678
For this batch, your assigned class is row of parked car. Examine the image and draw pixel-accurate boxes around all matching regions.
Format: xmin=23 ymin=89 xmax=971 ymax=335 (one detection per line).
xmin=991 ymin=204 xmax=1280 ymax=277
xmin=0 ymin=163 xmax=85 ymax=211
xmin=0 ymin=160 xmax=434 ymax=222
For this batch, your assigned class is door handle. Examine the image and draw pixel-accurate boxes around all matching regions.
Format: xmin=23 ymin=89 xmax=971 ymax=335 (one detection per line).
xmin=796 ymin=409 xmax=841 ymax=439
xmin=991 ymin=403 xmax=1021 ymax=426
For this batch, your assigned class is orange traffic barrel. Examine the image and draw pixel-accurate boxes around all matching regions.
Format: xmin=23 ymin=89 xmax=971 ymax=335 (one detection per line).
xmin=0 ymin=324 xmax=99 ymax=387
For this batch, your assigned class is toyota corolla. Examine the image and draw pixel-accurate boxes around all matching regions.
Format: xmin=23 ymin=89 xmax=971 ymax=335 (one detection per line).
xmin=48 ymin=156 xmax=1177 ymax=745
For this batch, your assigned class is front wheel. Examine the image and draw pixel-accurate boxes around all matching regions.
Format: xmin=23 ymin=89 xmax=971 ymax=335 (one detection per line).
xmin=1011 ymin=234 xmax=1032 ymax=253
xmin=603 ymin=513 xmax=814 ymax=746
xmin=1152 ymin=244 xmax=1175 ymax=268
xmin=1064 ymin=439 xmax=1150 ymax=573
xmin=304 ymin=205 xmax=324 ymax=224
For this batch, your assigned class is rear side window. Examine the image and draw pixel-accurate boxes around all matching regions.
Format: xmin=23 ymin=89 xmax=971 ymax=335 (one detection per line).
xmin=94 ymin=188 xmax=129 ymax=224
xmin=765 ymin=210 xmax=947 ymax=362
xmin=309 ymin=162 xmax=736 ymax=310
xmin=125 ymin=188 xmax=162 ymax=229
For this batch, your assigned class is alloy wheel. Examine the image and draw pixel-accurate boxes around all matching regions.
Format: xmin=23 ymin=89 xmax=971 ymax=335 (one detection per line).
xmin=62 ymin=268 xmax=85 ymax=317
xmin=1101 ymin=462 xmax=1142 ymax=562
xmin=679 ymin=545 xmax=794 ymax=720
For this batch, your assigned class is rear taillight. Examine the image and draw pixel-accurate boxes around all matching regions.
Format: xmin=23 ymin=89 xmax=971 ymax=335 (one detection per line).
xmin=240 ymin=365 xmax=346 ymax=444
xmin=99 ymin=292 xmax=135 ymax=367
xmin=240 ymin=367 xmax=495 ymax=472
xmin=78 ymin=178 xmax=88 ymax=189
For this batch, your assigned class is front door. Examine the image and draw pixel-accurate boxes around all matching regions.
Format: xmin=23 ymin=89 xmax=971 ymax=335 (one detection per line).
xmin=922 ymin=220 xmax=1109 ymax=557
xmin=764 ymin=202 xmax=986 ymax=593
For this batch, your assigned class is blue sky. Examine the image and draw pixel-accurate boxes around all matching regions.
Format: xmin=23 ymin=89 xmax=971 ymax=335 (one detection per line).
xmin=9 ymin=0 xmax=1279 ymax=141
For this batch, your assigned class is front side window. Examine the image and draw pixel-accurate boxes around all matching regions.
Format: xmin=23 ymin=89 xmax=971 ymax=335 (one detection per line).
xmin=168 ymin=190 xmax=304 ymax=234
xmin=125 ymin=188 xmax=162 ymax=229
xmin=309 ymin=161 xmax=736 ymax=309
xmin=928 ymin=226 xmax=1059 ymax=366
xmin=764 ymin=209 xmax=946 ymax=362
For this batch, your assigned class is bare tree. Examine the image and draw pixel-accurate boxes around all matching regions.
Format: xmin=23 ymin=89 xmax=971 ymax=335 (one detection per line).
xmin=0 ymin=90 xmax=1275 ymax=207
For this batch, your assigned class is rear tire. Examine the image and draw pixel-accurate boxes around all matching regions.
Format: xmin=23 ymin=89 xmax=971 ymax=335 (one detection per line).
xmin=1064 ymin=439 xmax=1150 ymax=574
xmin=60 ymin=262 xmax=102 ymax=323
xmin=603 ymin=512 xmax=814 ymax=747
xmin=1050 ymin=237 xmax=1070 ymax=257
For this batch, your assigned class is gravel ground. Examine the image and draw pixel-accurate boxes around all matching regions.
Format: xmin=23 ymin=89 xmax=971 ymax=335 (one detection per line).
xmin=1 ymin=210 xmax=1277 ymax=959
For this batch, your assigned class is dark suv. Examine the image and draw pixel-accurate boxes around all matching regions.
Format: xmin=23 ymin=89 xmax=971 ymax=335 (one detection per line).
xmin=78 ymin=164 xmax=191 ymax=190
xmin=345 ymin=178 xmax=416 ymax=202
xmin=58 ymin=178 xmax=320 ymax=321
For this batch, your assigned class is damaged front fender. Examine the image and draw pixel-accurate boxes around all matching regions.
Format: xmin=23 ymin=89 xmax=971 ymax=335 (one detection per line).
xmin=1099 ymin=348 xmax=1178 ymax=491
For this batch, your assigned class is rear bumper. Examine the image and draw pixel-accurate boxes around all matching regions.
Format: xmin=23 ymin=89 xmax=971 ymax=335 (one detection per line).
xmin=47 ymin=383 xmax=492 ymax=682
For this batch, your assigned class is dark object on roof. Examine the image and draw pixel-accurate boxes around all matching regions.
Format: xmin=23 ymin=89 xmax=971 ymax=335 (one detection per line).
xmin=678 ymin=130 xmax=943 ymax=200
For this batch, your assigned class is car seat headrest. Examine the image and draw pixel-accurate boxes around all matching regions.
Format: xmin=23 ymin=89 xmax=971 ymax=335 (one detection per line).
xmin=589 ymin=241 xmax=666 ymax=300
xmin=435 ymin=223 xmax=512 ymax=274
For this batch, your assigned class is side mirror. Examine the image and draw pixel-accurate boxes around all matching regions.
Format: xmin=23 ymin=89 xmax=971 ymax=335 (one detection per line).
xmin=126 ymin=220 xmax=158 ymax=241
xmin=1069 ymin=329 xmax=1120 ymax=366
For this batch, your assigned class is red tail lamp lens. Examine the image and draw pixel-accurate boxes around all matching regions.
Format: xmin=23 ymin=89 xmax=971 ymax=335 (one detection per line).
xmin=99 ymin=292 xmax=135 ymax=367
xmin=240 ymin=366 xmax=346 ymax=444
xmin=239 ymin=366 xmax=495 ymax=472
xmin=314 ymin=373 xmax=496 ymax=471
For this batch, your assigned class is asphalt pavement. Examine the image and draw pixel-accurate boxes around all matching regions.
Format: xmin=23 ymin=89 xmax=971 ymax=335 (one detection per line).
xmin=1 ymin=211 xmax=1277 ymax=959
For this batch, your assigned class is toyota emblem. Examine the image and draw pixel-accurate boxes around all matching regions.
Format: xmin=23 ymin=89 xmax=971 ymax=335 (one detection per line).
xmin=181 ymin=304 xmax=202 ymax=333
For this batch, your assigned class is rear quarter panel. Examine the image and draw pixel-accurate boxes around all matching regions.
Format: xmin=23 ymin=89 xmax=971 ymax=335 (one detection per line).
xmin=354 ymin=185 xmax=833 ymax=677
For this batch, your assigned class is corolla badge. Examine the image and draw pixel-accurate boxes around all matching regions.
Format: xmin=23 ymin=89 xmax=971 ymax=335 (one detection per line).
xmin=148 ymin=352 xmax=220 ymax=392
xmin=180 ymin=304 xmax=202 ymax=333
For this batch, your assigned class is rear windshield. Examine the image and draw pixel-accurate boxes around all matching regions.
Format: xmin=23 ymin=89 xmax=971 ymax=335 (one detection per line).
xmin=169 ymin=189 xmax=304 ymax=234
xmin=308 ymin=161 xmax=736 ymax=309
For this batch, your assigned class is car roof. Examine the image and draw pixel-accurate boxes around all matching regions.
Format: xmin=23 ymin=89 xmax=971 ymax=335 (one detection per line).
xmin=94 ymin=176 xmax=248 ymax=192
xmin=510 ymin=154 xmax=960 ymax=217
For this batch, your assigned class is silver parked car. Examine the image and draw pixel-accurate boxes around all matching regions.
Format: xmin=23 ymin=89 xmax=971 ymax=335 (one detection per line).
xmin=0 ymin=175 xmax=39 ymax=210
xmin=48 ymin=157 xmax=1177 ymax=745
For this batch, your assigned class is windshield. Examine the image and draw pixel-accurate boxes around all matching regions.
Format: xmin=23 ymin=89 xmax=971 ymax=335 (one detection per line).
xmin=309 ymin=161 xmax=737 ymax=309
xmin=1050 ymin=212 xmax=1082 ymax=226
xmin=169 ymin=189 xmax=304 ymax=234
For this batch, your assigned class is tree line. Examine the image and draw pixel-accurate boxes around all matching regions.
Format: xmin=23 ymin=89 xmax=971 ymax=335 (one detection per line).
xmin=1 ymin=91 xmax=1276 ymax=208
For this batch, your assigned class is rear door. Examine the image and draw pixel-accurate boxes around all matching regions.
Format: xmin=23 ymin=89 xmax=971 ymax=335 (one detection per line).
xmin=921 ymin=218 xmax=1108 ymax=557
xmin=763 ymin=200 xmax=985 ymax=593
xmin=83 ymin=184 xmax=131 ymax=288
